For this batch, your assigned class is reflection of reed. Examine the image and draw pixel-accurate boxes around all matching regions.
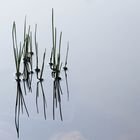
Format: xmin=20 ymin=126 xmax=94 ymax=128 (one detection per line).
xmin=53 ymin=77 xmax=63 ymax=121
xmin=15 ymin=79 xmax=29 ymax=138
xmin=36 ymin=81 xmax=47 ymax=119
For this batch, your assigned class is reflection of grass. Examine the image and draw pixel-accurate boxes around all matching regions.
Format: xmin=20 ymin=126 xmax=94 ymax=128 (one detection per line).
xmin=36 ymin=81 xmax=47 ymax=119
xmin=15 ymin=80 xmax=29 ymax=138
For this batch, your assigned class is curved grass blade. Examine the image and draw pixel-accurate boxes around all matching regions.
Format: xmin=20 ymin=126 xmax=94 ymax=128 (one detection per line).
xmin=39 ymin=49 xmax=46 ymax=81
xmin=34 ymin=24 xmax=40 ymax=78
xmin=64 ymin=42 xmax=69 ymax=69
xmin=57 ymin=32 xmax=62 ymax=67
xmin=63 ymin=43 xmax=69 ymax=100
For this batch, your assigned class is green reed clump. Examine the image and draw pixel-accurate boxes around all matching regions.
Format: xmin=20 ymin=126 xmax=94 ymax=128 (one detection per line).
xmin=49 ymin=9 xmax=64 ymax=121
xmin=22 ymin=18 xmax=33 ymax=92
xmin=12 ymin=22 xmax=23 ymax=79
xmin=12 ymin=21 xmax=29 ymax=138
xmin=12 ymin=8 xmax=70 ymax=138
xmin=12 ymin=20 xmax=48 ymax=137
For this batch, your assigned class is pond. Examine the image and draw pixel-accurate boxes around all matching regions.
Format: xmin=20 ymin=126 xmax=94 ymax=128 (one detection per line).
xmin=0 ymin=0 xmax=140 ymax=139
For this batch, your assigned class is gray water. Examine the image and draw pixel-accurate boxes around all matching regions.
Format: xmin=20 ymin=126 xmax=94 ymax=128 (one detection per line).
xmin=0 ymin=0 xmax=140 ymax=139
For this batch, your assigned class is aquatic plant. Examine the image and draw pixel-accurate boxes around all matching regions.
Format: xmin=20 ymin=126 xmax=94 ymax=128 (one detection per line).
xmin=30 ymin=23 xmax=48 ymax=119
xmin=12 ymin=21 xmax=29 ymax=138
xmin=34 ymin=24 xmax=40 ymax=79
xmin=63 ymin=42 xmax=69 ymax=100
xmin=12 ymin=22 xmax=23 ymax=78
xmin=39 ymin=49 xmax=46 ymax=81
xmin=36 ymin=81 xmax=47 ymax=119
xmin=12 ymin=8 xmax=70 ymax=138
xmin=22 ymin=18 xmax=33 ymax=92
xmin=49 ymin=9 xmax=63 ymax=121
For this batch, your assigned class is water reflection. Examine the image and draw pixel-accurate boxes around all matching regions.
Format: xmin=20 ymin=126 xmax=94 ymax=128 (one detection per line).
xmin=15 ymin=79 xmax=29 ymax=138
xmin=36 ymin=81 xmax=47 ymax=119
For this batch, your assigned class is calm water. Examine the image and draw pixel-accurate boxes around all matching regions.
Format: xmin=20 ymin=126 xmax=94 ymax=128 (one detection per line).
xmin=0 ymin=0 xmax=140 ymax=139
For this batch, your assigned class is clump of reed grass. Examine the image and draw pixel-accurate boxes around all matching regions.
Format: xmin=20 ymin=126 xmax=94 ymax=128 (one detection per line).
xmin=12 ymin=21 xmax=29 ymax=138
xmin=22 ymin=18 xmax=33 ymax=92
xmin=12 ymin=8 xmax=70 ymax=137
xmin=12 ymin=22 xmax=23 ymax=79
xmin=49 ymin=8 xmax=63 ymax=121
